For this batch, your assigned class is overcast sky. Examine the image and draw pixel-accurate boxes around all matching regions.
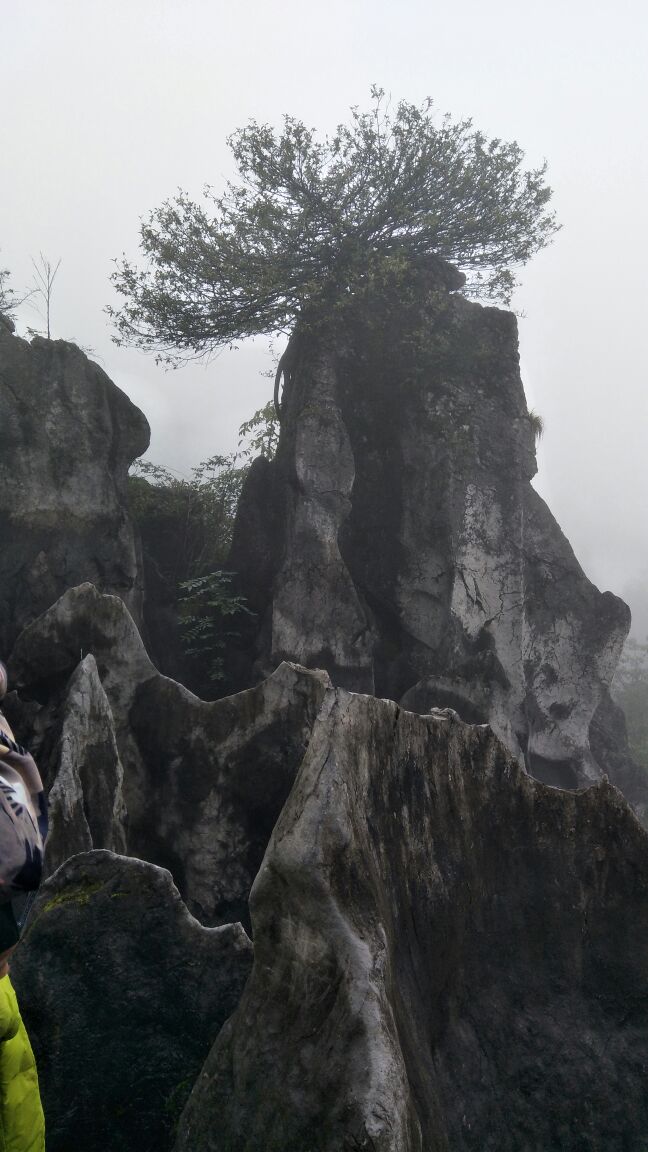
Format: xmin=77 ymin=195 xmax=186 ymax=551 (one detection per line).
xmin=2 ymin=0 xmax=647 ymax=633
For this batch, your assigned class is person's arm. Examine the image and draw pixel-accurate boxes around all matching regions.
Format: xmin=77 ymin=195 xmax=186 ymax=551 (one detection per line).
xmin=0 ymin=738 xmax=44 ymax=797
xmin=0 ymin=674 xmax=45 ymax=818
xmin=7 ymin=749 xmax=42 ymax=797
xmin=0 ymin=733 xmax=47 ymax=842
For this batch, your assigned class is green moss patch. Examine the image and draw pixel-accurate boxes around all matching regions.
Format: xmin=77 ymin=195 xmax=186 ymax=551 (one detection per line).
xmin=41 ymin=879 xmax=107 ymax=913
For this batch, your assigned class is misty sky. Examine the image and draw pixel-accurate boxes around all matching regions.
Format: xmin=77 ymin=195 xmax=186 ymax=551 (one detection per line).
xmin=1 ymin=0 xmax=647 ymax=633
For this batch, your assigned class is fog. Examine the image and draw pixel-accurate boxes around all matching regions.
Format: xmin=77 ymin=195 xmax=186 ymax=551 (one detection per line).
xmin=2 ymin=0 xmax=646 ymax=632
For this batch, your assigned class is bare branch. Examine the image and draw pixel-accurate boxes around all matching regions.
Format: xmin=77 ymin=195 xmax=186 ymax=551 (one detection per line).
xmin=31 ymin=254 xmax=62 ymax=339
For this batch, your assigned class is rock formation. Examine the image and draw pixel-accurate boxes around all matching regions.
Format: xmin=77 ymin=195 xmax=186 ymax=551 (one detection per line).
xmin=0 ymin=320 xmax=149 ymax=653
xmin=44 ymin=653 xmax=127 ymax=875
xmin=1 ymin=265 xmax=646 ymax=1152
xmin=176 ymin=686 xmax=648 ymax=1152
xmin=12 ymin=850 xmax=252 ymax=1152
xmin=228 ymin=263 xmax=646 ymax=811
xmin=9 ymin=583 xmax=330 ymax=925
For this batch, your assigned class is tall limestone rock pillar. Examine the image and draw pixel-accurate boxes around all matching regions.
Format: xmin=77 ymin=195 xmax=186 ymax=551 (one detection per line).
xmin=228 ymin=260 xmax=646 ymax=811
xmin=269 ymin=333 xmax=375 ymax=692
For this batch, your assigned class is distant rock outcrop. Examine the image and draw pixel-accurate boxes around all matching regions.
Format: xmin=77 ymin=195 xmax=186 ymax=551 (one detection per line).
xmin=229 ymin=263 xmax=644 ymax=809
xmin=12 ymin=851 xmax=252 ymax=1152
xmin=0 ymin=324 xmax=149 ymax=653
xmin=9 ymin=584 xmax=330 ymax=926
xmin=176 ymin=686 xmax=648 ymax=1152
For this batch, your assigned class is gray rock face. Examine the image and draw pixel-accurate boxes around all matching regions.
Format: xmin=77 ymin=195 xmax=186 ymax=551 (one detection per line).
xmin=176 ymin=687 xmax=648 ymax=1152
xmin=9 ymin=583 xmax=331 ymax=925
xmin=12 ymin=850 xmax=252 ymax=1152
xmin=588 ymin=688 xmax=648 ymax=822
xmin=271 ymin=335 xmax=374 ymax=690
xmin=0 ymin=326 xmax=149 ymax=652
xmin=45 ymin=654 xmax=127 ymax=875
xmin=230 ymin=267 xmax=640 ymax=800
xmin=3 ymin=263 xmax=646 ymax=1152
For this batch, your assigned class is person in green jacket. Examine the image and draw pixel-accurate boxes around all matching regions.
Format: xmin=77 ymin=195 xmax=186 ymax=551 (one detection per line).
xmin=0 ymin=661 xmax=46 ymax=1152
xmin=0 ymin=938 xmax=45 ymax=1152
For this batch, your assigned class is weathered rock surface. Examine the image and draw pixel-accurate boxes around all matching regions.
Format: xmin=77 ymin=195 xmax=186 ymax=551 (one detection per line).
xmin=45 ymin=654 xmax=127 ymax=875
xmin=589 ymin=688 xmax=648 ymax=823
xmin=176 ymin=687 xmax=648 ymax=1152
xmin=12 ymin=850 xmax=252 ymax=1152
xmin=0 ymin=325 xmax=149 ymax=652
xmin=10 ymin=584 xmax=330 ymax=924
xmin=3 ymin=267 xmax=645 ymax=1152
xmin=229 ymin=265 xmax=642 ymax=804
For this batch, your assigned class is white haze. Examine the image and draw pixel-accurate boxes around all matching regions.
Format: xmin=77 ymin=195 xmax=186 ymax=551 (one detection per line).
xmin=1 ymin=0 xmax=646 ymax=632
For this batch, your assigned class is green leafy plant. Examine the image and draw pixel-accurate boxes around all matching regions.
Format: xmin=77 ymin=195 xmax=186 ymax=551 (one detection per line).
xmin=177 ymin=570 xmax=253 ymax=682
xmin=129 ymin=404 xmax=276 ymax=686
xmin=237 ymin=399 xmax=280 ymax=460
xmin=109 ymin=88 xmax=559 ymax=374
xmin=128 ymin=453 xmax=246 ymax=578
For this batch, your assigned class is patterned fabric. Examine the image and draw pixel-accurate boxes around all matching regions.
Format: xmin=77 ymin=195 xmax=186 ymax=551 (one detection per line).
xmin=0 ymin=732 xmax=46 ymax=905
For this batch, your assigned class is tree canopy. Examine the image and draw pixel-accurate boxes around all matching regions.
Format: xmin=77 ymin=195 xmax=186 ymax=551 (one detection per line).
xmin=109 ymin=88 xmax=559 ymax=367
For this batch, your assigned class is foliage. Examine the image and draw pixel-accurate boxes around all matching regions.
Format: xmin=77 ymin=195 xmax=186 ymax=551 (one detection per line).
xmin=612 ymin=638 xmax=648 ymax=770
xmin=237 ymin=399 xmax=280 ymax=460
xmin=128 ymin=454 xmax=245 ymax=581
xmin=0 ymin=267 xmax=15 ymax=315
xmin=129 ymin=402 xmax=276 ymax=683
xmin=177 ymin=570 xmax=252 ymax=682
xmin=528 ymin=409 xmax=544 ymax=441
xmin=109 ymin=88 xmax=559 ymax=366
xmin=0 ymin=258 xmax=32 ymax=319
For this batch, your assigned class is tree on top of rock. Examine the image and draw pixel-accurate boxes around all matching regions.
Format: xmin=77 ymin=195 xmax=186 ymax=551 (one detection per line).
xmin=109 ymin=88 xmax=559 ymax=412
